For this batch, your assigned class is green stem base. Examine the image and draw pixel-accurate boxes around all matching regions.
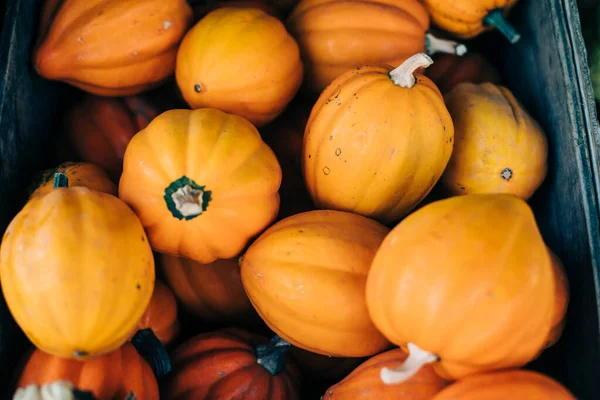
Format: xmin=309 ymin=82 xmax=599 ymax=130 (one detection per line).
xmin=53 ymin=172 xmax=69 ymax=188
xmin=255 ymin=335 xmax=292 ymax=376
xmin=131 ymin=328 xmax=172 ymax=378
xmin=484 ymin=9 xmax=521 ymax=44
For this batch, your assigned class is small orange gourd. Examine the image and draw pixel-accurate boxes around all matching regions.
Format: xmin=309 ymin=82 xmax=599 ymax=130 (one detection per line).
xmin=366 ymin=194 xmax=555 ymax=382
xmin=34 ymin=0 xmax=193 ymax=96
xmin=286 ymin=0 xmax=466 ymax=94
xmin=431 ymin=370 xmax=575 ymax=400
xmin=423 ymin=0 xmax=522 ymax=44
xmin=545 ymin=248 xmax=570 ymax=349
xmin=425 ymin=53 xmax=501 ymax=93
xmin=323 ymin=349 xmax=446 ymax=400
xmin=162 ymin=329 xmax=300 ymax=399
xmin=241 ymin=210 xmax=391 ymax=357
xmin=1 ymin=173 xmax=155 ymax=359
xmin=29 ymin=162 xmax=116 ymax=198
xmin=303 ymin=53 xmax=454 ymax=223
xmin=160 ymin=254 xmax=259 ymax=325
xmin=18 ymin=344 xmax=159 ymax=400
xmin=135 ymin=281 xmax=180 ymax=346
xmin=440 ymin=83 xmax=548 ymax=200
xmin=176 ymin=8 xmax=303 ymax=127
xmin=119 ymin=108 xmax=282 ymax=264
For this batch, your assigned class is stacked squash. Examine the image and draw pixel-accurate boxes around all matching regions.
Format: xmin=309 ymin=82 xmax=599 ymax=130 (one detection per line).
xmin=0 ymin=0 xmax=579 ymax=398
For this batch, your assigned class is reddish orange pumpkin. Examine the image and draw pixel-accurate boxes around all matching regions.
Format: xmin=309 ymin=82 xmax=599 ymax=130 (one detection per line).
xmin=323 ymin=349 xmax=446 ymax=399
xmin=162 ymin=329 xmax=300 ymax=399
xmin=34 ymin=0 xmax=193 ymax=96
xmin=431 ymin=370 xmax=575 ymax=400
xmin=17 ymin=344 xmax=159 ymax=400
xmin=160 ymin=255 xmax=260 ymax=325
xmin=29 ymin=162 xmax=116 ymax=198
xmin=135 ymin=281 xmax=180 ymax=346
xmin=63 ymin=95 xmax=159 ymax=182
xmin=425 ymin=53 xmax=501 ymax=93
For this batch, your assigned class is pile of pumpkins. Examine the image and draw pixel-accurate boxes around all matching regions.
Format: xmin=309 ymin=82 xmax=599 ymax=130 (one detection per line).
xmin=0 ymin=0 xmax=577 ymax=399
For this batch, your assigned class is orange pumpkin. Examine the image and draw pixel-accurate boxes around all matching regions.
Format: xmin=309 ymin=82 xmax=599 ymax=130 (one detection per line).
xmin=17 ymin=344 xmax=159 ymax=400
xmin=136 ymin=281 xmax=180 ymax=346
xmin=63 ymin=95 xmax=159 ymax=181
xmin=193 ymin=0 xmax=280 ymax=20
xmin=545 ymin=248 xmax=570 ymax=349
xmin=1 ymin=173 xmax=155 ymax=359
xmin=439 ymin=83 xmax=548 ymax=200
xmin=175 ymin=7 xmax=303 ymax=127
xmin=162 ymin=329 xmax=300 ymax=399
xmin=323 ymin=349 xmax=446 ymax=399
xmin=119 ymin=108 xmax=282 ymax=264
xmin=290 ymin=349 xmax=365 ymax=383
xmin=303 ymin=53 xmax=454 ymax=223
xmin=425 ymin=53 xmax=501 ymax=93
xmin=431 ymin=370 xmax=576 ymax=400
xmin=423 ymin=0 xmax=521 ymax=43
xmin=34 ymin=0 xmax=193 ymax=96
xmin=241 ymin=210 xmax=391 ymax=357
xmin=29 ymin=162 xmax=116 ymax=198
xmin=160 ymin=254 xmax=259 ymax=324
xmin=365 ymin=194 xmax=555 ymax=382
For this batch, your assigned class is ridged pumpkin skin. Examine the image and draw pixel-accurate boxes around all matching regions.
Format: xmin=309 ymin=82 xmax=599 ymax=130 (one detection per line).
xmin=29 ymin=162 xmax=116 ymax=198
xmin=366 ymin=194 xmax=555 ymax=380
xmin=440 ymin=83 xmax=548 ymax=199
xmin=0 ymin=187 xmax=155 ymax=359
xmin=545 ymin=248 xmax=569 ymax=349
xmin=323 ymin=349 xmax=446 ymax=399
xmin=431 ymin=370 xmax=576 ymax=400
xmin=303 ymin=63 xmax=454 ymax=223
xmin=64 ymin=95 xmax=159 ymax=181
xmin=425 ymin=53 xmax=501 ymax=93
xmin=136 ymin=281 xmax=180 ymax=346
xmin=18 ymin=345 xmax=159 ymax=400
xmin=287 ymin=0 xmax=430 ymax=94
xmin=175 ymin=8 xmax=303 ymax=127
xmin=162 ymin=329 xmax=300 ymax=399
xmin=160 ymin=255 xmax=259 ymax=324
xmin=423 ymin=0 xmax=519 ymax=40
xmin=119 ymin=108 xmax=282 ymax=264
xmin=34 ymin=0 xmax=193 ymax=96
xmin=241 ymin=210 xmax=391 ymax=357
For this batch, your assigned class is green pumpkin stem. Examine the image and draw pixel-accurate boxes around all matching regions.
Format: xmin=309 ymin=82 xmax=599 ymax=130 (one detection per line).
xmin=484 ymin=9 xmax=521 ymax=44
xmin=255 ymin=335 xmax=292 ymax=376
xmin=164 ymin=176 xmax=212 ymax=220
xmin=131 ymin=328 xmax=172 ymax=378
xmin=53 ymin=172 xmax=69 ymax=189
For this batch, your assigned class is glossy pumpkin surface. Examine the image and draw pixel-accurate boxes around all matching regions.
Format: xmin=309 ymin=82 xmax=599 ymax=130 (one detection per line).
xmin=119 ymin=108 xmax=282 ymax=264
xmin=34 ymin=0 xmax=193 ymax=96
xmin=431 ymin=370 xmax=576 ymax=400
xmin=323 ymin=348 xmax=446 ymax=399
xmin=440 ymin=83 xmax=548 ymax=199
xmin=160 ymin=254 xmax=259 ymax=324
xmin=287 ymin=0 xmax=430 ymax=94
xmin=425 ymin=53 xmax=501 ymax=93
xmin=303 ymin=57 xmax=453 ymax=223
xmin=366 ymin=194 xmax=555 ymax=380
xmin=241 ymin=210 xmax=391 ymax=357
xmin=17 ymin=344 xmax=159 ymax=400
xmin=1 ymin=185 xmax=155 ymax=359
xmin=162 ymin=328 xmax=300 ymax=399
xmin=29 ymin=162 xmax=116 ymax=198
xmin=64 ymin=95 xmax=159 ymax=181
xmin=176 ymin=7 xmax=303 ymax=127
xmin=136 ymin=281 xmax=180 ymax=346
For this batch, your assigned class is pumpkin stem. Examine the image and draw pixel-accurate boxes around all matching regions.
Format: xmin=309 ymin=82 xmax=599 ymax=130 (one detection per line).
xmin=380 ymin=343 xmax=438 ymax=384
xmin=255 ymin=335 xmax=292 ymax=376
xmin=425 ymin=32 xmax=467 ymax=56
xmin=389 ymin=54 xmax=434 ymax=89
xmin=164 ymin=176 xmax=212 ymax=220
xmin=484 ymin=9 xmax=521 ymax=44
xmin=53 ymin=172 xmax=69 ymax=189
xmin=131 ymin=328 xmax=172 ymax=378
